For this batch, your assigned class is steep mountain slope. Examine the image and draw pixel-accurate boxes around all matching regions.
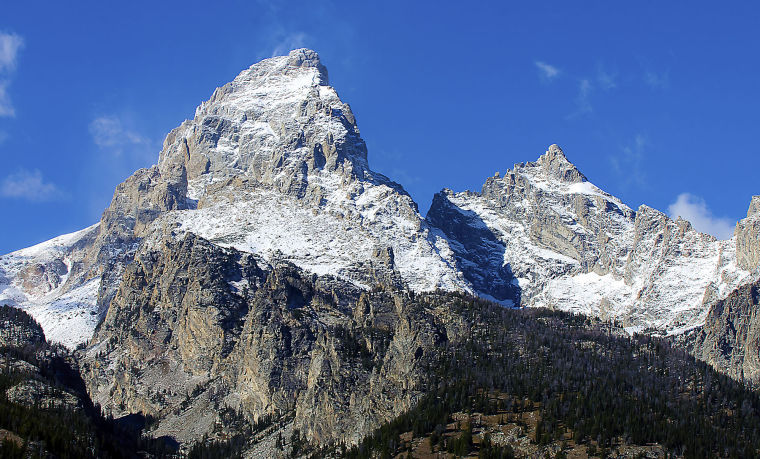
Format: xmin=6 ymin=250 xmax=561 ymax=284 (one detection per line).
xmin=0 ymin=225 xmax=101 ymax=347
xmin=0 ymin=49 xmax=468 ymax=347
xmin=79 ymin=232 xmax=451 ymax=446
xmin=684 ymin=276 xmax=760 ymax=382
xmin=426 ymin=145 xmax=754 ymax=335
xmin=681 ymin=201 xmax=760 ymax=381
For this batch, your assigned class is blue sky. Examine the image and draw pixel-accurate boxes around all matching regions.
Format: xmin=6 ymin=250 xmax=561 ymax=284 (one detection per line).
xmin=1 ymin=1 xmax=758 ymax=254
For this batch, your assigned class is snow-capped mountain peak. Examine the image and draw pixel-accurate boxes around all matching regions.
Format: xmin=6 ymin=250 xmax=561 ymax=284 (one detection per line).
xmin=427 ymin=145 xmax=752 ymax=335
xmin=1 ymin=50 xmax=758 ymax=350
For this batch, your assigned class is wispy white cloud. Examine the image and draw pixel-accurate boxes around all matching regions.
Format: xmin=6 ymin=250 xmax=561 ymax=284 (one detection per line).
xmin=0 ymin=169 xmax=64 ymax=202
xmin=535 ymin=61 xmax=560 ymax=80
xmin=566 ymin=78 xmax=594 ymax=118
xmin=0 ymin=80 xmax=15 ymax=117
xmin=668 ymin=193 xmax=735 ymax=240
xmin=596 ymin=66 xmax=617 ymax=90
xmin=0 ymin=32 xmax=23 ymax=73
xmin=271 ymin=31 xmax=310 ymax=57
xmin=644 ymin=70 xmax=669 ymax=89
xmin=610 ymin=134 xmax=647 ymax=187
xmin=89 ymin=115 xmax=153 ymax=158
xmin=0 ymin=32 xmax=23 ymax=118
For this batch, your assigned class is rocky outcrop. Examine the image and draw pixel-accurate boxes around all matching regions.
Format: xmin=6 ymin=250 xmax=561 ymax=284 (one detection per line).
xmin=686 ymin=277 xmax=760 ymax=382
xmin=80 ymin=232 xmax=452 ymax=446
xmin=735 ymin=196 xmax=760 ymax=272
xmin=5 ymin=379 xmax=82 ymax=412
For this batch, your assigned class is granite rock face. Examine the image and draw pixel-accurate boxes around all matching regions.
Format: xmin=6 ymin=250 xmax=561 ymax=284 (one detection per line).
xmin=79 ymin=232 xmax=452 ymax=446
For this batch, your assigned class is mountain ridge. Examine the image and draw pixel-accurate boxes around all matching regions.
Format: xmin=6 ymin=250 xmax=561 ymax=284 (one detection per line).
xmin=0 ymin=50 xmax=757 ymax=366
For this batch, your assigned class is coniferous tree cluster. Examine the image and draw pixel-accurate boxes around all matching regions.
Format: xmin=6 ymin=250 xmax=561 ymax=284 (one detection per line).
xmin=342 ymin=292 xmax=760 ymax=458
xmin=0 ymin=305 xmax=178 ymax=458
xmin=4 ymin=287 xmax=760 ymax=458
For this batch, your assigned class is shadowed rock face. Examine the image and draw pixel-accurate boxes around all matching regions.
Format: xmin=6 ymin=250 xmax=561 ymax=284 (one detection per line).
xmin=79 ymin=232 xmax=454 ymax=446
xmin=426 ymin=190 xmax=520 ymax=304
xmin=686 ymin=277 xmax=760 ymax=382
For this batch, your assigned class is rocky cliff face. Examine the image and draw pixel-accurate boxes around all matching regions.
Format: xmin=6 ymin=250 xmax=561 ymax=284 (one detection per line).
xmin=0 ymin=306 xmax=88 ymax=415
xmin=79 ymin=231 xmax=456 ymax=446
xmin=735 ymin=196 xmax=760 ymax=272
xmin=426 ymin=145 xmax=754 ymax=334
xmin=685 ymin=277 xmax=760 ymax=382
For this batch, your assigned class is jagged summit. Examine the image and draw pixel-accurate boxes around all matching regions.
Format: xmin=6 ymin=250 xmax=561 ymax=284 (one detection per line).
xmin=157 ymin=48 xmax=372 ymax=203
xmin=286 ymin=48 xmax=329 ymax=82
xmin=532 ymin=143 xmax=588 ymax=184
xmin=427 ymin=144 xmax=752 ymax=334
xmin=747 ymin=195 xmax=760 ymax=218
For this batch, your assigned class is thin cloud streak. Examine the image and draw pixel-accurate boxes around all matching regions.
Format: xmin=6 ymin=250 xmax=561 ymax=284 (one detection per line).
xmin=0 ymin=32 xmax=23 ymax=117
xmin=0 ymin=32 xmax=23 ymax=73
xmin=535 ymin=61 xmax=560 ymax=80
xmin=271 ymin=32 xmax=310 ymax=57
xmin=610 ymin=134 xmax=647 ymax=187
xmin=644 ymin=70 xmax=669 ymax=89
xmin=89 ymin=115 xmax=154 ymax=158
xmin=0 ymin=169 xmax=65 ymax=202
xmin=0 ymin=81 xmax=14 ymax=117
xmin=566 ymin=79 xmax=593 ymax=118
xmin=596 ymin=67 xmax=617 ymax=90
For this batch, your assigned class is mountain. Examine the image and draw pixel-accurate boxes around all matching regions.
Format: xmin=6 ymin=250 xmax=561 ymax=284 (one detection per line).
xmin=1 ymin=48 xmax=760 ymax=454
xmin=0 ymin=48 xmax=758 ymax=368
xmin=428 ymin=144 xmax=755 ymax=335
xmin=78 ymin=232 xmax=447 ymax=446
xmin=0 ymin=49 xmax=468 ymax=348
